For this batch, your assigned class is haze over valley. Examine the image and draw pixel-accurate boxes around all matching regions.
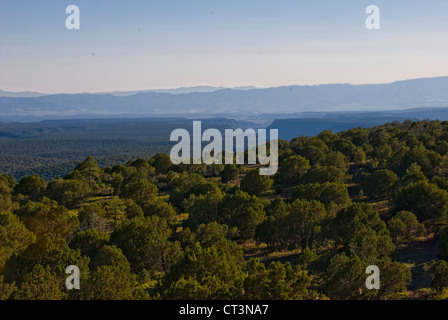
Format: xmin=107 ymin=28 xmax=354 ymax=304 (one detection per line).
xmin=1 ymin=76 xmax=447 ymax=122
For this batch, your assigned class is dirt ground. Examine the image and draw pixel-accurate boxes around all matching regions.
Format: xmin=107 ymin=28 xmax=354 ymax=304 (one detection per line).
xmin=397 ymin=234 xmax=439 ymax=298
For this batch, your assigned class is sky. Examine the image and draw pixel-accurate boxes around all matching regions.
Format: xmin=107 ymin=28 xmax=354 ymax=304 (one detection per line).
xmin=0 ymin=0 xmax=447 ymax=93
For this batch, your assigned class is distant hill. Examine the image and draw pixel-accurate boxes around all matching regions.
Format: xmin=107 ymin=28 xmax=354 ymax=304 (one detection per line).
xmin=0 ymin=89 xmax=48 ymax=98
xmin=267 ymin=107 xmax=448 ymax=140
xmin=0 ymin=77 xmax=447 ymax=120
xmin=99 ymin=86 xmax=258 ymax=96
xmin=267 ymin=117 xmax=413 ymax=140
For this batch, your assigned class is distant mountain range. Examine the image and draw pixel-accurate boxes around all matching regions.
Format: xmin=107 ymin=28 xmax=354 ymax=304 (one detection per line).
xmin=0 ymin=90 xmax=49 ymax=98
xmin=0 ymin=77 xmax=447 ymax=121
xmin=95 ymin=86 xmax=258 ymax=96
xmin=0 ymin=86 xmax=258 ymax=98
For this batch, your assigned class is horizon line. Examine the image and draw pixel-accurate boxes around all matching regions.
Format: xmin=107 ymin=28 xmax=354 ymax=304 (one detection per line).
xmin=1 ymin=75 xmax=447 ymax=96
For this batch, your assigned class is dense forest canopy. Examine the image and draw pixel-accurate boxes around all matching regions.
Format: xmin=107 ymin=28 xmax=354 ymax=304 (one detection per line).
xmin=2 ymin=119 xmax=448 ymax=300
xmin=0 ymin=118 xmax=238 ymax=181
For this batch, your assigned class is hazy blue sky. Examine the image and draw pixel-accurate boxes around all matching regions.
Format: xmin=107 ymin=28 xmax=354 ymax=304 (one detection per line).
xmin=1 ymin=0 xmax=447 ymax=93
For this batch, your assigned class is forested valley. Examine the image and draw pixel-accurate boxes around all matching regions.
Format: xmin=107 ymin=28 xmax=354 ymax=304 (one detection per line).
xmin=2 ymin=120 xmax=448 ymax=300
